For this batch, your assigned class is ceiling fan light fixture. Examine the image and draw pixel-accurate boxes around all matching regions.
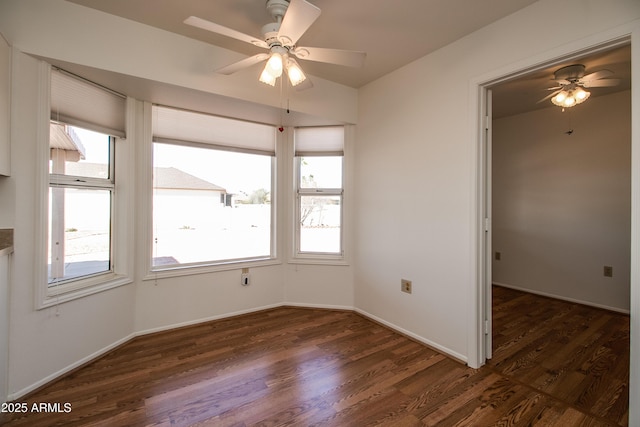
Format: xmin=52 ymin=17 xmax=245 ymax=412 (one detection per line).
xmin=265 ymin=52 xmax=284 ymax=78
xmin=259 ymin=68 xmax=277 ymax=86
xmin=553 ymin=91 xmax=567 ymax=104
xmin=551 ymin=86 xmax=590 ymax=108
xmin=574 ymin=87 xmax=590 ymax=101
xmin=286 ymin=58 xmax=307 ymax=86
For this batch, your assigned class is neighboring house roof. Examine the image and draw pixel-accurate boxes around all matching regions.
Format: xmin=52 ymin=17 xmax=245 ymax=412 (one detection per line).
xmin=50 ymin=123 xmax=86 ymax=158
xmin=63 ymin=162 xmax=226 ymax=192
xmin=153 ymin=167 xmax=226 ymax=192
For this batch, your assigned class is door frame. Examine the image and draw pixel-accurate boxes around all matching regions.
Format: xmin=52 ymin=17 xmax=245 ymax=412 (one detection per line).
xmin=470 ymin=26 xmax=639 ymax=425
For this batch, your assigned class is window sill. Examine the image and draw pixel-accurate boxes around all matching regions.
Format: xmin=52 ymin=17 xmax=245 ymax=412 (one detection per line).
xmin=39 ymin=273 xmax=132 ymax=309
xmin=288 ymin=256 xmax=349 ymax=267
xmin=144 ymin=257 xmax=281 ymax=281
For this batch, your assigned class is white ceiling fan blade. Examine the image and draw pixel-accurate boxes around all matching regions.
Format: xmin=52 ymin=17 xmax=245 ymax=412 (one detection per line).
xmin=184 ymin=16 xmax=268 ymax=49
xmin=582 ymin=79 xmax=620 ymax=88
xmin=216 ymin=54 xmax=270 ymax=75
xmin=537 ymin=89 xmax=561 ymax=104
xmin=292 ymin=46 xmax=366 ymax=68
xmin=581 ymin=69 xmax=614 ymax=82
xmin=277 ymin=0 xmax=321 ymax=47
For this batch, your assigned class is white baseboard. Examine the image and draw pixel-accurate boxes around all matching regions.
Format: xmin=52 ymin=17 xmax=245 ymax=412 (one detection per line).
xmin=283 ymin=302 xmax=354 ymax=311
xmin=9 ymin=302 xmax=466 ymax=400
xmin=8 ymin=304 xmax=285 ymax=401
xmin=8 ymin=332 xmax=135 ymax=401
xmin=492 ymin=282 xmax=630 ymax=315
xmin=354 ymin=308 xmax=468 ymax=364
xmin=134 ymin=303 xmax=286 ymax=337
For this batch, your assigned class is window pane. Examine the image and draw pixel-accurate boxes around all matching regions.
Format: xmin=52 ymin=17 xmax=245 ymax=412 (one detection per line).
xmin=48 ymin=188 xmax=112 ymax=285
xmin=300 ymin=195 xmax=341 ymax=253
xmin=49 ymin=123 xmax=111 ymax=179
xmin=152 ymin=143 xmax=272 ymax=267
xmin=299 ymin=156 xmax=342 ymax=189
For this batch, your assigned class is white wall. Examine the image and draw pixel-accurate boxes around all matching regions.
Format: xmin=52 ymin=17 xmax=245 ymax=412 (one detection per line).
xmin=284 ymin=264 xmax=354 ymax=309
xmin=135 ymin=266 xmax=286 ymax=334
xmin=0 ymin=33 xmax=10 ymax=176
xmin=355 ymin=0 xmax=640 ymax=362
xmin=493 ymin=90 xmax=631 ymax=312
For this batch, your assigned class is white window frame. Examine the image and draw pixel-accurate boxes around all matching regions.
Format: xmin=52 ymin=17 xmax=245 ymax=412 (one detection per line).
xmin=48 ymin=130 xmax=115 ymax=286
xmin=146 ymin=105 xmax=280 ymax=279
xmin=34 ymin=63 xmax=133 ymax=309
xmin=295 ymin=157 xmax=344 ymax=258
xmin=291 ymin=126 xmax=350 ymax=265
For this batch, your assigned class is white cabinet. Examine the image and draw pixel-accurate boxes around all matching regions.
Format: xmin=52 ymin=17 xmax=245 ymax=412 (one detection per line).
xmin=0 ymin=34 xmax=10 ymax=176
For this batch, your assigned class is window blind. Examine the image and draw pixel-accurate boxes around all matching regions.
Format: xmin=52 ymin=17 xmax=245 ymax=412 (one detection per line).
xmin=152 ymin=105 xmax=276 ymax=156
xmin=50 ymin=68 xmax=126 ymax=138
xmin=294 ymin=126 xmax=344 ymax=156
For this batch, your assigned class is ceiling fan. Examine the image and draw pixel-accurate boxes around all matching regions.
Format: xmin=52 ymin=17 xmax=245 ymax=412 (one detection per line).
xmin=538 ymin=64 xmax=620 ymax=108
xmin=184 ymin=0 xmax=366 ymax=90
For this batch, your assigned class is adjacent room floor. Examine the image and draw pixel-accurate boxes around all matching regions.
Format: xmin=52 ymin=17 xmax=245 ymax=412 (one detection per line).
xmin=488 ymin=285 xmax=629 ymax=426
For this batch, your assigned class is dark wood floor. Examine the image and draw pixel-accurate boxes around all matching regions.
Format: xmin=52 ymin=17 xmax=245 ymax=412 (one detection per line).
xmin=488 ymin=286 xmax=629 ymax=426
xmin=0 ymin=286 xmax=629 ymax=426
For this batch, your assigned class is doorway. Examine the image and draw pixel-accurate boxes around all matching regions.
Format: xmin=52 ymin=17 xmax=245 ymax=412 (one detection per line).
xmin=475 ymin=36 xmax=635 ymax=424
xmin=490 ymin=43 xmax=632 ymax=315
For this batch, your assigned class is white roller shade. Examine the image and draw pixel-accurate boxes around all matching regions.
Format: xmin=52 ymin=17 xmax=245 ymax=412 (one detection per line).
xmin=50 ymin=69 xmax=126 ymax=138
xmin=152 ymin=105 xmax=276 ymax=156
xmin=294 ymin=126 xmax=344 ymax=156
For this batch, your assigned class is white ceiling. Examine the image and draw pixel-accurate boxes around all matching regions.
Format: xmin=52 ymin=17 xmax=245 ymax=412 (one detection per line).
xmin=66 ymin=0 xmax=540 ymax=88
xmin=61 ymin=0 xmax=631 ymax=120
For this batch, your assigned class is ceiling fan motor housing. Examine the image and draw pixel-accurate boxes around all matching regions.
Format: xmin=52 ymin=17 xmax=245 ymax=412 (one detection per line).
xmin=261 ymin=22 xmax=282 ymax=47
xmin=266 ymin=0 xmax=289 ymax=22
xmin=554 ymin=64 xmax=586 ymax=82
xmin=264 ymin=0 xmax=296 ymax=47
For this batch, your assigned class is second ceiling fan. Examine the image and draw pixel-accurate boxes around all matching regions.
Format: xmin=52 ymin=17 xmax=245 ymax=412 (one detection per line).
xmin=184 ymin=0 xmax=366 ymax=90
xmin=538 ymin=64 xmax=620 ymax=109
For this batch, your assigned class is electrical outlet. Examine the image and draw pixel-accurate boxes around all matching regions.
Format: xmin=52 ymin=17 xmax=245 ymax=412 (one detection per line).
xmin=241 ymin=271 xmax=250 ymax=286
xmin=495 ymin=251 xmax=501 ymax=261
xmin=604 ymin=266 xmax=613 ymax=277
xmin=401 ymin=279 xmax=412 ymax=294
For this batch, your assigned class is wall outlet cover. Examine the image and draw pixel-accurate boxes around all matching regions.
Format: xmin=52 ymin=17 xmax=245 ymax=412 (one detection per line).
xmin=401 ymin=279 xmax=412 ymax=294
